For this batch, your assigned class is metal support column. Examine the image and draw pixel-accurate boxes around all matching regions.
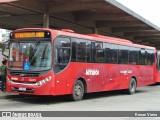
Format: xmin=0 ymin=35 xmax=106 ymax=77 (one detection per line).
xmin=43 ymin=13 xmax=49 ymax=28
xmin=93 ymin=27 xmax=98 ymax=34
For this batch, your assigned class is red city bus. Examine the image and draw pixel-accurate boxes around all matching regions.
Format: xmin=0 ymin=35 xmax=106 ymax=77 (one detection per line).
xmin=3 ymin=28 xmax=157 ymax=101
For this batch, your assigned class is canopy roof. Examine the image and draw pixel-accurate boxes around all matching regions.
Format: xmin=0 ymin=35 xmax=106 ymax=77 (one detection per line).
xmin=0 ymin=0 xmax=160 ymax=49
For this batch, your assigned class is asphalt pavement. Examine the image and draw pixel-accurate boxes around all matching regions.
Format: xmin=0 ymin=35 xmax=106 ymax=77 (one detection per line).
xmin=0 ymin=84 xmax=160 ymax=111
xmin=0 ymin=82 xmax=160 ymax=120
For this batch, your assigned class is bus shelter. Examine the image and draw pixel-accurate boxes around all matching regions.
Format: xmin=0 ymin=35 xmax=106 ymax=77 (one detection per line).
xmin=0 ymin=0 xmax=160 ymax=49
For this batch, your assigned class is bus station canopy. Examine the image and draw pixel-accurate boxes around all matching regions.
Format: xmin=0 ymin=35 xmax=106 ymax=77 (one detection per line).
xmin=0 ymin=0 xmax=160 ymax=49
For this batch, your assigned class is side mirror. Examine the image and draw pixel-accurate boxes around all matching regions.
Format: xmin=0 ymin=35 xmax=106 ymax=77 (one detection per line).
xmin=2 ymin=40 xmax=10 ymax=58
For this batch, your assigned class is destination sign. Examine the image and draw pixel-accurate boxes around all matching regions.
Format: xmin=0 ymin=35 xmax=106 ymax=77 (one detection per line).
xmin=14 ymin=32 xmax=45 ymax=38
xmin=11 ymin=31 xmax=51 ymax=39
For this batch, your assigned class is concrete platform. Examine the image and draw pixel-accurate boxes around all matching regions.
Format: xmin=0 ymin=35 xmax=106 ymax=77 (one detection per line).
xmin=0 ymin=91 xmax=18 ymax=99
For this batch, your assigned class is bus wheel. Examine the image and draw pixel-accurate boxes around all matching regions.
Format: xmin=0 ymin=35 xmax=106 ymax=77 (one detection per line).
xmin=71 ymin=80 xmax=84 ymax=101
xmin=128 ymin=78 xmax=136 ymax=95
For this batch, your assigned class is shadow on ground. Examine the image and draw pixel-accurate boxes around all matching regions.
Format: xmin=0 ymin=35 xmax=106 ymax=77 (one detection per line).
xmin=3 ymin=89 xmax=146 ymax=105
xmin=148 ymin=82 xmax=160 ymax=86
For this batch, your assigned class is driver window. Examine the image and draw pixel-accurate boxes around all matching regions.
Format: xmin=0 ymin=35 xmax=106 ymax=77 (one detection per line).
xmin=54 ymin=37 xmax=71 ymax=73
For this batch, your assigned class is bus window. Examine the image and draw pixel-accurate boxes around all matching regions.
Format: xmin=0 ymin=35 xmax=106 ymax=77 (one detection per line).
xmin=129 ymin=47 xmax=139 ymax=65
xmin=146 ymin=49 xmax=154 ymax=65
xmin=71 ymin=38 xmax=89 ymax=62
xmin=58 ymin=48 xmax=70 ymax=63
xmin=9 ymin=42 xmax=52 ymax=70
xmin=95 ymin=42 xmax=104 ymax=63
xmin=86 ymin=41 xmax=91 ymax=62
xmin=105 ymin=43 xmax=118 ymax=64
xmin=76 ymin=40 xmax=87 ymax=62
xmin=54 ymin=37 xmax=71 ymax=73
xmin=118 ymin=45 xmax=129 ymax=64
xmin=139 ymin=49 xmax=147 ymax=65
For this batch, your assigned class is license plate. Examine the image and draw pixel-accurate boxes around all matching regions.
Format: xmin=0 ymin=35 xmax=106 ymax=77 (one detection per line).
xmin=19 ymin=86 xmax=26 ymax=91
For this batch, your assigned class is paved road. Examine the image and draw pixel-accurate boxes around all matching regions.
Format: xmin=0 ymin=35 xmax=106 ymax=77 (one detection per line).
xmin=1 ymin=85 xmax=160 ymax=120
xmin=0 ymin=84 xmax=160 ymax=111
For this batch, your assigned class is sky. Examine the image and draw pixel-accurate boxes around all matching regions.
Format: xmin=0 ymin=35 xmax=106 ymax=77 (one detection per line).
xmin=116 ymin=0 xmax=160 ymax=27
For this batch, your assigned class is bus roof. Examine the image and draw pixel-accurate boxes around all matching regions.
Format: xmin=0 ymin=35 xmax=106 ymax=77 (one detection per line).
xmin=57 ymin=29 xmax=155 ymax=50
xmin=13 ymin=28 xmax=156 ymax=50
xmin=86 ymin=34 xmax=132 ymax=44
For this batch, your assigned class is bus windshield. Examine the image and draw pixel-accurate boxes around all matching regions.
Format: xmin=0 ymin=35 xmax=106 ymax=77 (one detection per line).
xmin=8 ymin=41 xmax=52 ymax=71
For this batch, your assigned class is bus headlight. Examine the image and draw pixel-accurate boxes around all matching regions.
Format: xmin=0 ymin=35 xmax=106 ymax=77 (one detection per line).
xmin=36 ymin=76 xmax=52 ymax=86
xmin=7 ymin=77 xmax=13 ymax=84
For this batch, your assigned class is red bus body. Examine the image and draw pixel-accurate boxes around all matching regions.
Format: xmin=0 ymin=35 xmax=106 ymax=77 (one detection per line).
xmin=6 ymin=28 xmax=157 ymax=97
xmin=156 ymin=51 xmax=160 ymax=82
xmin=156 ymin=72 xmax=160 ymax=82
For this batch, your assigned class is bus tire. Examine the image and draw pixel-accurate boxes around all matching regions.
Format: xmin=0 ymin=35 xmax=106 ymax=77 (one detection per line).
xmin=127 ymin=78 xmax=136 ymax=95
xmin=71 ymin=80 xmax=84 ymax=101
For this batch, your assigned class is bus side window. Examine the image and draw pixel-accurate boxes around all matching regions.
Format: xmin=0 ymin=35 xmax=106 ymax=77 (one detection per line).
xmin=58 ymin=48 xmax=70 ymax=63
xmin=54 ymin=37 xmax=71 ymax=73
xmin=118 ymin=45 xmax=129 ymax=64
xmin=146 ymin=49 xmax=154 ymax=65
xmin=71 ymin=38 xmax=89 ymax=62
xmin=139 ymin=49 xmax=147 ymax=65
xmin=95 ymin=42 xmax=104 ymax=63
xmin=105 ymin=43 xmax=118 ymax=64
xmin=129 ymin=47 xmax=139 ymax=65
xmin=91 ymin=42 xmax=96 ymax=63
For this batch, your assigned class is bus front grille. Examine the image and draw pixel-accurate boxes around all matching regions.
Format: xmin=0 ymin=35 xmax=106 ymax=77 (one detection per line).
xmin=9 ymin=71 xmax=40 ymax=77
